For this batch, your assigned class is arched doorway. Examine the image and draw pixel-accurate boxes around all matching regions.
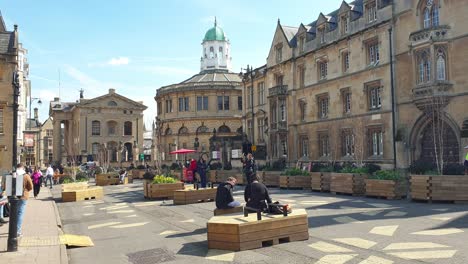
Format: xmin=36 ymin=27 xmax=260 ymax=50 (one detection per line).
xmin=107 ymin=141 xmax=118 ymax=162
xmin=124 ymin=142 xmax=133 ymax=161
xmin=420 ymin=120 xmax=459 ymax=164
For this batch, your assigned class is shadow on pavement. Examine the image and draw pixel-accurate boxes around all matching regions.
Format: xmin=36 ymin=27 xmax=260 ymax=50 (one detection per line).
xmin=166 ymin=228 xmax=207 ymax=238
xmin=176 ymin=241 xmax=208 ymax=257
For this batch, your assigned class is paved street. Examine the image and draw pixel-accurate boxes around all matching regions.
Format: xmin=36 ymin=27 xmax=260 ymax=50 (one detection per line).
xmin=54 ymin=180 xmax=467 ymax=264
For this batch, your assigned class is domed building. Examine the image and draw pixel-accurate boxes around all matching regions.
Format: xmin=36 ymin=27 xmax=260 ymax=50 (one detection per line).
xmin=155 ymin=19 xmax=243 ymax=165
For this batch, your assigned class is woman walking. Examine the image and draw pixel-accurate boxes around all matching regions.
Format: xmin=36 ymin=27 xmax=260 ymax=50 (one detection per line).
xmin=31 ymin=166 xmax=42 ymax=198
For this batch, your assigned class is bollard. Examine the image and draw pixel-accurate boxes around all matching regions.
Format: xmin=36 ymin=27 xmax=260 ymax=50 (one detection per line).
xmin=257 ymin=210 xmax=262 ymax=221
xmin=283 ymin=205 xmax=288 ymax=216
xmin=243 ymin=208 xmax=248 ymax=217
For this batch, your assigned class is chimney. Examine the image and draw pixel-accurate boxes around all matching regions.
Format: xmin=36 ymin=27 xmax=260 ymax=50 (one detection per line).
xmin=109 ymin=88 xmax=115 ymax=94
xmin=54 ymin=97 xmax=60 ymax=102
xmin=14 ymin=24 xmax=17 ymax=31
xmin=34 ymin=108 xmax=38 ymax=120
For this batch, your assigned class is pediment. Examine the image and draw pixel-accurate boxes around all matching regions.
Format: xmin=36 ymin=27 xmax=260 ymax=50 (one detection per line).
xmin=338 ymin=1 xmax=351 ymax=14
xmin=297 ymin=24 xmax=308 ymax=35
xmin=316 ymin=13 xmax=328 ymax=26
xmin=79 ymin=93 xmax=147 ymax=110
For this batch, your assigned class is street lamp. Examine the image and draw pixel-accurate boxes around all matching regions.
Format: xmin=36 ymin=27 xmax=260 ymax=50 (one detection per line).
xmin=240 ymin=65 xmax=255 ymax=152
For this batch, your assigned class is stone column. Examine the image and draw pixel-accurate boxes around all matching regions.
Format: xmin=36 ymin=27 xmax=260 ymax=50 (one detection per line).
xmin=52 ymin=119 xmax=62 ymax=164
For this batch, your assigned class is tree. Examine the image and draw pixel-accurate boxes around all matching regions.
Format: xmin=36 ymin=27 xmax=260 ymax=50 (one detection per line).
xmin=98 ymin=143 xmax=110 ymax=174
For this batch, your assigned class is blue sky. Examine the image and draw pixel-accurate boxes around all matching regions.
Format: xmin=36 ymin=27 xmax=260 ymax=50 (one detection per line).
xmin=1 ymin=0 xmax=343 ymax=127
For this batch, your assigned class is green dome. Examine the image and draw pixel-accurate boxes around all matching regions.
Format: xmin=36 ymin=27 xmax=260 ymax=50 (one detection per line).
xmin=203 ymin=25 xmax=226 ymax=41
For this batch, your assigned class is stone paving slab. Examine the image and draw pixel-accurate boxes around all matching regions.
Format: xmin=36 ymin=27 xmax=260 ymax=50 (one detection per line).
xmin=0 ymin=187 xmax=68 ymax=264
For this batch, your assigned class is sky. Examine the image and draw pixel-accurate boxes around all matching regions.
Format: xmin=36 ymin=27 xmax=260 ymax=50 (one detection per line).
xmin=1 ymin=0 xmax=344 ymax=127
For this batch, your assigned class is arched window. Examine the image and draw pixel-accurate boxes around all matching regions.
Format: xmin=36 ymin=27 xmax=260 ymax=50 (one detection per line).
xmin=107 ymin=121 xmax=118 ymax=136
xmin=92 ymin=120 xmax=100 ymax=136
xmin=92 ymin=143 xmax=100 ymax=156
xmin=108 ymin=101 xmax=117 ymax=106
xmin=179 ymin=126 xmax=189 ymax=135
xmin=219 ymin=47 xmax=223 ymax=58
xmin=436 ymin=50 xmax=446 ymax=80
xmin=418 ymin=51 xmax=431 ymax=84
xmin=124 ymin=142 xmax=133 ymax=161
xmin=218 ymin=125 xmax=231 ymax=133
xmin=108 ymin=141 xmax=118 ymax=162
xmin=209 ymin=47 xmax=214 ymax=59
xmin=432 ymin=4 xmax=439 ymax=27
xmin=165 ymin=128 xmax=172 ymax=135
xmin=196 ymin=125 xmax=209 ymax=134
xmin=124 ymin=121 xmax=132 ymax=136
xmin=423 ymin=8 xmax=431 ymax=29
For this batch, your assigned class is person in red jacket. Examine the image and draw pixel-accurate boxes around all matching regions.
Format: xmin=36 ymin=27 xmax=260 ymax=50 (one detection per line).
xmin=189 ymin=159 xmax=197 ymax=183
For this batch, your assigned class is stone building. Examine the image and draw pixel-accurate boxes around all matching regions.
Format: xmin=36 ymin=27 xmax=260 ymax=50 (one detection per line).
xmin=248 ymin=0 xmax=468 ymax=168
xmin=23 ymin=108 xmax=41 ymax=166
xmin=49 ymin=89 xmax=147 ymax=166
xmin=0 ymin=15 xmax=29 ymax=173
xmin=155 ymin=20 xmax=243 ymax=165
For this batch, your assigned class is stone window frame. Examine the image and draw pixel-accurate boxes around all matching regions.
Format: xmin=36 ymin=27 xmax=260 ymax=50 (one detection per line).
xmin=196 ymin=96 xmax=208 ymax=111
xmin=365 ymin=0 xmax=378 ymax=23
xmin=316 ymin=92 xmax=329 ymax=119
xmin=298 ymin=64 xmax=306 ymax=88
xmin=298 ymin=34 xmax=306 ymax=53
xmin=123 ymin=121 xmax=132 ymax=136
xmin=415 ymin=48 xmax=431 ymax=84
xmin=317 ymin=58 xmax=328 ymax=80
xmin=421 ymin=0 xmax=440 ymax=29
xmin=237 ymin=96 xmax=243 ymax=111
xmin=341 ymin=14 xmax=349 ymax=35
xmin=165 ymin=98 xmax=173 ymax=113
xmin=257 ymin=118 xmax=265 ymax=143
xmin=364 ymin=80 xmax=382 ymax=111
xmin=299 ymin=135 xmax=309 ymax=158
xmin=341 ymin=50 xmax=350 ymax=73
xmin=341 ymin=128 xmax=355 ymax=157
xmin=367 ymin=125 xmax=384 ymax=157
xmin=298 ymin=99 xmax=307 ymax=122
xmin=257 ymin=82 xmax=265 ymax=105
xmin=178 ymin=97 xmax=189 ymax=112
xmin=91 ymin=120 xmax=101 ymax=136
xmin=340 ymin=87 xmax=352 ymax=115
xmin=107 ymin=120 xmax=118 ymax=136
xmin=435 ymin=46 xmax=448 ymax=81
xmin=217 ymin=95 xmax=230 ymax=111
xmin=318 ymin=131 xmax=330 ymax=157
xmin=364 ymin=37 xmax=380 ymax=66
xmin=275 ymin=43 xmax=283 ymax=63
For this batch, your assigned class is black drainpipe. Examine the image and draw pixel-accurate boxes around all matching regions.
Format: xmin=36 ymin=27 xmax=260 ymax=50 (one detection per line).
xmin=389 ymin=27 xmax=397 ymax=169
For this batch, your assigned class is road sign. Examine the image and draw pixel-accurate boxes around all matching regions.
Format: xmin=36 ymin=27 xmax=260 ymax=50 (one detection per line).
xmin=139 ymin=153 xmax=145 ymax=161
xmin=251 ymin=145 xmax=257 ymax=152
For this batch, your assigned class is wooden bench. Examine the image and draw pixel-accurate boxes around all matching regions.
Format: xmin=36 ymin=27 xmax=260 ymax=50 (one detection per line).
xmin=62 ymin=186 xmax=104 ymax=202
xmin=214 ymin=206 xmax=244 ymax=216
xmin=143 ymin=182 xmax=184 ymax=199
xmin=173 ymin=188 xmax=217 ymax=205
xmin=96 ymin=174 xmax=128 ymax=186
xmin=207 ymin=208 xmax=309 ymax=251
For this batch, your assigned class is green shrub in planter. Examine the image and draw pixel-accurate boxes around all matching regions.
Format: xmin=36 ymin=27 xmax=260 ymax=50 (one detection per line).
xmin=283 ymin=168 xmax=310 ymax=176
xmin=442 ymin=164 xmax=465 ymax=175
xmin=60 ymin=175 xmax=74 ymax=184
xmin=272 ymin=158 xmax=286 ymax=171
xmin=152 ymin=175 xmax=178 ymax=184
xmin=170 ymin=163 xmax=180 ymax=170
xmin=340 ymin=166 xmax=369 ymax=174
xmin=319 ymin=166 xmax=334 ymax=172
xmin=369 ymin=170 xmax=403 ymax=181
xmin=143 ymin=171 xmax=155 ymax=180
xmin=94 ymin=167 xmax=103 ymax=174
xmin=424 ymin=170 xmax=440 ymax=175
xmin=76 ymin=172 xmax=89 ymax=182
xmin=364 ymin=163 xmax=381 ymax=174
xmin=409 ymin=159 xmax=436 ymax=175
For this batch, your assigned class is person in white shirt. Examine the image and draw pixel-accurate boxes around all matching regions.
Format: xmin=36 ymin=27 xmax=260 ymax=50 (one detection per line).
xmin=45 ymin=164 xmax=54 ymax=189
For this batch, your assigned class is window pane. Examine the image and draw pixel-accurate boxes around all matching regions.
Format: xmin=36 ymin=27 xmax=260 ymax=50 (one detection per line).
xmin=217 ymin=96 xmax=223 ymax=110
xmin=224 ymin=96 xmax=229 ymax=110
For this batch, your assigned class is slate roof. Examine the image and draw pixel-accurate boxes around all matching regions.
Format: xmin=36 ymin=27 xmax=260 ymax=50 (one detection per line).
xmin=25 ymin=118 xmax=41 ymax=130
xmin=0 ymin=31 xmax=14 ymax=54
xmin=181 ymin=71 xmax=241 ymax=84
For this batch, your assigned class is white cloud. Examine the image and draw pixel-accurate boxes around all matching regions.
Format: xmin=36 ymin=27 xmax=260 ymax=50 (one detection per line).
xmin=108 ymin=57 xmax=129 ymax=66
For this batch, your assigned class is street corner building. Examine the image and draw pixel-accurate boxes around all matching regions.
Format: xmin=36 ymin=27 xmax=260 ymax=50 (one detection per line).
xmin=155 ymin=19 xmax=244 ymax=164
xmin=49 ymin=89 xmax=147 ymax=166
xmin=243 ymin=0 xmax=468 ymax=169
xmin=0 ymin=14 xmax=30 ymax=174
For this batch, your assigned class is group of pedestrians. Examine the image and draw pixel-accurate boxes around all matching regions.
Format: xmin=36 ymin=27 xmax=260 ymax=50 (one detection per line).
xmin=186 ymin=157 xmax=208 ymax=188
xmin=215 ymin=153 xmax=273 ymax=213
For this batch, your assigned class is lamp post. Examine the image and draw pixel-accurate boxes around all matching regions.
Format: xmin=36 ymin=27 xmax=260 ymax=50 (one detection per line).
xmin=240 ymin=65 xmax=255 ymax=153
xmin=28 ymin=97 xmax=41 ymax=130
xmin=8 ymin=70 xmax=21 ymax=252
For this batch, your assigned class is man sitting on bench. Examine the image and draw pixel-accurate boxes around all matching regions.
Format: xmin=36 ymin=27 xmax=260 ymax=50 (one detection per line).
xmin=244 ymin=175 xmax=272 ymax=212
xmin=215 ymin=177 xmax=240 ymax=209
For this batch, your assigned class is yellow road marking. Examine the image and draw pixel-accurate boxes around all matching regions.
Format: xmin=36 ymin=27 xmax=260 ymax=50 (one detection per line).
xmin=383 ymin=242 xmax=450 ymax=250
xmin=110 ymin=222 xmax=149 ymax=229
xmin=369 ymin=225 xmax=398 ymax=236
xmin=205 ymin=249 xmax=235 ymax=262
xmin=388 ymin=250 xmax=457 ymax=259
xmin=315 ymin=254 xmax=357 ymax=264
xmin=412 ymin=228 xmax=464 ymax=236
xmin=333 ymin=238 xmax=377 ymax=249
xmin=88 ymin=222 xmax=121 ymax=229
xmin=358 ymin=256 xmax=393 ymax=264
xmin=309 ymin=241 xmax=354 ymax=253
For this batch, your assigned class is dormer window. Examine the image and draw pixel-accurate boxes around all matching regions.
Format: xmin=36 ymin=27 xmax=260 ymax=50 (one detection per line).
xmin=299 ymin=35 xmax=306 ymax=53
xmin=341 ymin=15 xmax=349 ymax=35
xmin=318 ymin=27 xmax=326 ymax=44
xmin=422 ymin=0 xmax=440 ymax=29
xmin=366 ymin=1 xmax=377 ymax=23
xmin=275 ymin=44 xmax=283 ymax=63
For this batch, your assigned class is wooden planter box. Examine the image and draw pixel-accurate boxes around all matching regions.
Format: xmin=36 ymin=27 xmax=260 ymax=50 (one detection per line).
xmin=330 ymin=173 xmax=367 ymax=195
xmin=173 ymin=188 xmax=217 ymax=205
xmin=261 ymin=171 xmax=281 ymax=187
xmin=96 ymin=173 xmax=127 ymax=186
xmin=280 ymin=175 xmax=311 ymax=189
xmin=131 ymin=169 xmax=146 ymax=179
xmin=62 ymin=186 xmax=103 ymax=202
xmin=143 ymin=181 xmax=184 ymax=199
xmin=365 ymin=179 xmax=406 ymax=199
xmin=310 ymin=172 xmax=322 ymax=191
xmin=321 ymin=172 xmax=331 ymax=192
xmin=411 ymin=175 xmax=468 ymax=202
xmin=209 ymin=170 xmax=242 ymax=184
xmin=207 ymin=208 xmax=309 ymax=251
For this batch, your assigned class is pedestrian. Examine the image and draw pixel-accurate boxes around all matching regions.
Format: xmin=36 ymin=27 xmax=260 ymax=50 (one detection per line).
xmin=244 ymin=153 xmax=257 ymax=184
xmin=197 ymin=157 xmax=207 ymax=188
xmin=15 ymin=163 xmax=33 ymax=237
xmin=45 ymin=164 xmax=54 ymax=188
xmin=464 ymin=145 xmax=468 ymax=175
xmin=215 ymin=177 xmax=240 ymax=209
xmin=53 ymin=168 xmax=61 ymax=185
xmin=119 ymin=168 xmax=127 ymax=184
xmin=31 ymin=166 xmax=43 ymax=198
xmin=0 ymin=176 xmax=8 ymax=226
xmin=189 ymin=159 xmax=197 ymax=183
xmin=244 ymin=175 xmax=272 ymax=212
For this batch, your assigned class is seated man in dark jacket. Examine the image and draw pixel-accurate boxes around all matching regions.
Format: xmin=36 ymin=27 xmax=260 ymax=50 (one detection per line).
xmin=244 ymin=175 xmax=272 ymax=212
xmin=215 ymin=177 xmax=240 ymax=209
